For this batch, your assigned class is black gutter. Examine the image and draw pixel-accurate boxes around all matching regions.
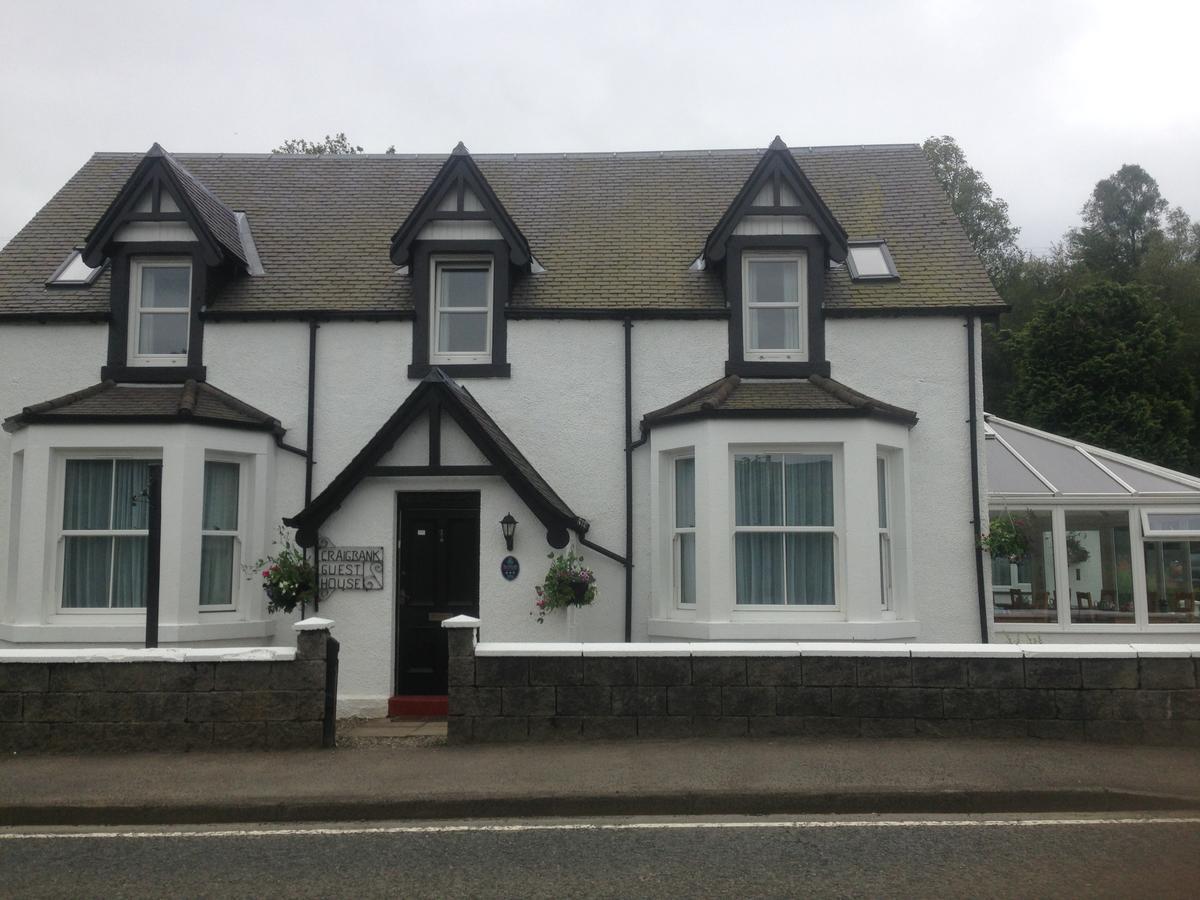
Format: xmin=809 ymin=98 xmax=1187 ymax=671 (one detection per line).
xmin=966 ymin=316 xmax=989 ymax=643
xmin=579 ymin=536 xmax=627 ymax=567
xmin=623 ymin=317 xmax=634 ymax=642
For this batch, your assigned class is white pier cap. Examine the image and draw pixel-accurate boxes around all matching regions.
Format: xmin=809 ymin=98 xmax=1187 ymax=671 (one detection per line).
xmin=293 ymin=617 xmax=336 ymax=632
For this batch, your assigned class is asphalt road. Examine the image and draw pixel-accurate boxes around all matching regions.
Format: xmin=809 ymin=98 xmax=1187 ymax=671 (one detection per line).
xmin=2 ymin=814 xmax=1198 ymax=898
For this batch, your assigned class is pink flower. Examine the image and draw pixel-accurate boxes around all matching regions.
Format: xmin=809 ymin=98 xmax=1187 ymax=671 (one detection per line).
xmin=262 ymin=570 xmax=270 ymax=578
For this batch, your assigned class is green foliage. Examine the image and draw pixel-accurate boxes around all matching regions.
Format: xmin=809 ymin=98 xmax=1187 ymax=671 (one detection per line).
xmin=1005 ymin=281 xmax=1195 ymax=470
xmin=273 ymin=132 xmax=364 ymax=155
xmin=980 ymin=513 xmax=1030 ymax=561
xmin=1068 ymin=164 xmax=1169 ymax=280
xmin=249 ymin=528 xmax=317 ymax=614
xmin=532 ymin=551 xmax=596 ymax=624
xmin=922 ymin=136 xmax=1021 ymax=282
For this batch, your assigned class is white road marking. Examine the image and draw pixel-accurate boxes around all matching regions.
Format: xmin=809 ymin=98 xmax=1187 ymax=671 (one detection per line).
xmin=1 ymin=817 xmax=1198 ymax=841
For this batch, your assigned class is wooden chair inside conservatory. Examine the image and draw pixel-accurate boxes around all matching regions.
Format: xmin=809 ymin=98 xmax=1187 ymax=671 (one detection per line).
xmin=1075 ymin=591 xmax=1093 ymax=609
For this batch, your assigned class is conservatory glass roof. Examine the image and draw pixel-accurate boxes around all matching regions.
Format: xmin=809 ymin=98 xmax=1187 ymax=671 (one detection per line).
xmin=984 ymin=414 xmax=1200 ymax=497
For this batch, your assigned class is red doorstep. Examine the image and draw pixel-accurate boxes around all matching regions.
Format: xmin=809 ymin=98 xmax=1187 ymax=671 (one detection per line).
xmin=388 ymin=695 xmax=449 ymax=717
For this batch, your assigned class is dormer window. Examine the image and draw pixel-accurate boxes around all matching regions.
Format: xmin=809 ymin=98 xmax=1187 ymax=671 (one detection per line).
xmin=431 ymin=257 xmax=493 ymax=365
xmin=743 ymin=252 xmax=807 ymax=361
xmin=128 ymin=257 xmax=192 ymax=366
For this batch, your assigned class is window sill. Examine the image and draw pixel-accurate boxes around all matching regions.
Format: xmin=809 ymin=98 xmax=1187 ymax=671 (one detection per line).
xmin=408 ymin=362 xmax=511 ymax=379
xmin=101 ymin=365 xmax=206 ymax=383
xmin=647 ymin=617 xmax=919 ymax=641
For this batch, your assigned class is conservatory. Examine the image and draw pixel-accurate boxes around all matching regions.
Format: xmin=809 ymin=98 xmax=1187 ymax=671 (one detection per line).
xmin=985 ymin=414 xmax=1200 ymax=636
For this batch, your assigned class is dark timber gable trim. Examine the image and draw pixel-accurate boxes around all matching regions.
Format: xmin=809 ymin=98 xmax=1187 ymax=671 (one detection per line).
xmin=704 ymin=135 xmax=849 ymax=266
xmin=285 ymin=369 xmax=585 ymax=549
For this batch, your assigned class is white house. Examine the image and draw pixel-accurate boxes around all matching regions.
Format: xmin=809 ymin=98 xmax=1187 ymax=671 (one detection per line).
xmin=2 ymin=137 xmax=1193 ymax=717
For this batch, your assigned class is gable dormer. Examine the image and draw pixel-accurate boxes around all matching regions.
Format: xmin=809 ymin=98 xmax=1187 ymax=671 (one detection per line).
xmin=706 ymin=136 xmax=848 ymax=378
xmin=82 ymin=144 xmax=260 ymax=383
xmin=392 ymin=142 xmax=531 ymax=379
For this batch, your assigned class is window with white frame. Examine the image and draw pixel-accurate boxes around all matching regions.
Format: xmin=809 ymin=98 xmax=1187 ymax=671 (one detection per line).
xmin=877 ymin=455 xmax=893 ymax=610
xmin=742 ymin=253 xmax=807 ymax=361
xmin=128 ymin=257 xmax=192 ymax=366
xmin=672 ymin=456 xmax=696 ymax=606
xmin=199 ymin=460 xmax=240 ymax=608
xmin=1065 ymin=509 xmax=1133 ymax=624
xmin=431 ymin=257 xmax=492 ymax=364
xmin=1139 ymin=511 xmax=1200 ymax=624
xmin=60 ymin=458 xmax=154 ymax=609
xmin=733 ymin=452 xmax=835 ymax=605
xmin=989 ymin=508 xmax=1057 ymax=624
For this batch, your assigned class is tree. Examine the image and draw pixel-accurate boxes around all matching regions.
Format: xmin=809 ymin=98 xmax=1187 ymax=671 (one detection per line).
xmin=922 ymin=136 xmax=1021 ymax=283
xmin=273 ymin=133 xmax=397 ymax=155
xmin=1005 ymin=281 xmax=1195 ymax=471
xmin=1068 ymin=164 xmax=1168 ymax=280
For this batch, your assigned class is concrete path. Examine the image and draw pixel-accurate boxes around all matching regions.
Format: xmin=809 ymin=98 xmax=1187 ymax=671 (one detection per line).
xmin=2 ymin=737 xmax=1199 ymax=826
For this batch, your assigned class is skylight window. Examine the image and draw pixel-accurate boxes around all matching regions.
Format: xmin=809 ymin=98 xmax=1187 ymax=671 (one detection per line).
xmin=47 ymin=250 xmax=102 ymax=286
xmin=846 ymin=242 xmax=899 ymax=281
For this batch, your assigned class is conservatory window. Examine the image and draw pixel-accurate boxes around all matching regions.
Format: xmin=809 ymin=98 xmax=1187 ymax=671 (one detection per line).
xmin=672 ymin=456 xmax=697 ymax=606
xmin=1142 ymin=540 xmax=1200 ymax=624
xmin=990 ymin=509 xmax=1056 ymax=624
xmin=742 ymin=254 xmax=806 ymax=361
xmin=128 ymin=258 xmax=192 ymax=366
xmin=199 ymin=460 xmax=240 ymax=608
xmin=733 ymin=452 xmax=835 ymax=606
xmin=60 ymin=458 xmax=154 ymax=609
xmin=1065 ymin=509 xmax=1134 ymax=624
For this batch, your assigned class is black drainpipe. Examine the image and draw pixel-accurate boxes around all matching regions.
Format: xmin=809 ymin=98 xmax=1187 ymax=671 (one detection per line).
xmin=966 ymin=315 xmax=989 ymax=643
xmin=623 ymin=318 xmax=634 ymax=642
xmin=304 ymin=319 xmax=319 ymax=616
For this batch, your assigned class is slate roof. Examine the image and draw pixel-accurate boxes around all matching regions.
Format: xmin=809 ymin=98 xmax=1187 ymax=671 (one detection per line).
xmin=0 ymin=143 xmax=1003 ymax=319
xmin=157 ymin=149 xmax=248 ymax=267
xmin=2 ymin=379 xmax=284 ymax=435
xmin=641 ymin=374 xmax=919 ymax=431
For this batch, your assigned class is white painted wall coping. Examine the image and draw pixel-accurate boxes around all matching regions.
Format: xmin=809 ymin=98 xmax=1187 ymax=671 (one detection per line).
xmin=0 ymin=647 xmax=296 ymax=664
xmin=441 ymin=615 xmax=482 ymax=629
xmin=293 ymin=617 xmax=335 ymax=632
xmin=470 ymin=641 xmax=1200 ymax=659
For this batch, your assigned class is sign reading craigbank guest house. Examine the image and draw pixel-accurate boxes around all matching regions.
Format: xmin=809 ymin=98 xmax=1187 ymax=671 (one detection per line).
xmin=318 ymin=546 xmax=385 ymax=596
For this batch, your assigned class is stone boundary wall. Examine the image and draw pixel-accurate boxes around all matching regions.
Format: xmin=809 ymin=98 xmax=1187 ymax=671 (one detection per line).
xmin=0 ymin=619 xmax=336 ymax=753
xmin=444 ymin=622 xmax=1200 ymax=744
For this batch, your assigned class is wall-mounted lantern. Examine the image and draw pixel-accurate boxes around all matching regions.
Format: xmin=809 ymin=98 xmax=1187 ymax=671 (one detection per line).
xmin=500 ymin=513 xmax=518 ymax=551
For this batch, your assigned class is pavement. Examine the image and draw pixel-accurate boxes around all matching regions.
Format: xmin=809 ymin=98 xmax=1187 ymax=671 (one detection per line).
xmin=2 ymin=737 xmax=1199 ymax=826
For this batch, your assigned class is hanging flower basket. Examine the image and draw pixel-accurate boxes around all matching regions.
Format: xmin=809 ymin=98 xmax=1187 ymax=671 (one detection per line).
xmin=980 ymin=513 xmax=1030 ymax=562
xmin=247 ymin=528 xmax=317 ymax=615
xmin=533 ymin=551 xmax=596 ymax=625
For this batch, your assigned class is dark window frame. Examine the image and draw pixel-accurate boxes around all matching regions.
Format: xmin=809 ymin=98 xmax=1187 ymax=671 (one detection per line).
xmin=102 ymin=243 xmax=208 ymax=383
xmin=724 ymin=234 xmax=829 ymax=378
xmin=846 ymin=240 xmax=901 ymax=282
xmin=408 ymin=240 xmax=511 ymax=379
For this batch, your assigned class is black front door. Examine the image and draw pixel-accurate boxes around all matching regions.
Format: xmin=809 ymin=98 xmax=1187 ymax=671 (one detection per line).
xmin=395 ymin=492 xmax=480 ymax=695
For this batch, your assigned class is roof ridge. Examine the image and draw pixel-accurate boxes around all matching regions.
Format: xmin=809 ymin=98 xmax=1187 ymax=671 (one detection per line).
xmin=86 ymin=143 xmax=922 ymax=162
xmin=642 ymin=374 xmax=735 ymax=423
xmin=700 ymin=374 xmax=741 ymax=411
xmin=810 ymin=374 xmax=918 ymax=422
xmin=198 ymin=381 xmax=282 ymax=431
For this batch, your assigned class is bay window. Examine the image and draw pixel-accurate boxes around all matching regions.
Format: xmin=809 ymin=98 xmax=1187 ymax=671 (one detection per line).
xmin=672 ymin=456 xmax=697 ymax=606
xmin=61 ymin=458 xmax=154 ymax=609
xmin=742 ymin=254 xmax=806 ymax=361
xmin=733 ymin=452 xmax=835 ymax=606
xmin=199 ymin=460 xmax=240 ymax=608
xmin=877 ymin=455 xmax=893 ymax=610
xmin=128 ymin=258 xmax=192 ymax=366
xmin=431 ymin=257 xmax=492 ymax=364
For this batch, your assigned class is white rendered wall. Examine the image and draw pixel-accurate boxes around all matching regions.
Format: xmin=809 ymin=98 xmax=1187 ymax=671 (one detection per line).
xmin=826 ymin=316 xmax=982 ymax=643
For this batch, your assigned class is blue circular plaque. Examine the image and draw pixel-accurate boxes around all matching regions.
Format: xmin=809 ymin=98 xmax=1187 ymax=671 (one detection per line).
xmin=501 ymin=556 xmax=520 ymax=581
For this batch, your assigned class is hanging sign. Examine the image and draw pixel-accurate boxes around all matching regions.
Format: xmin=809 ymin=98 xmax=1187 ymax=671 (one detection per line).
xmin=501 ymin=556 xmax=520 ymax=581
xmin=318 ymin=545 xmax=385 ymax=597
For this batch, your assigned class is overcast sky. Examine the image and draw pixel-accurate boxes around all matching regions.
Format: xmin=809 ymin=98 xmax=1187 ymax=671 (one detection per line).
xmin=1 ymin=0 xmax=1197 ymax=254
